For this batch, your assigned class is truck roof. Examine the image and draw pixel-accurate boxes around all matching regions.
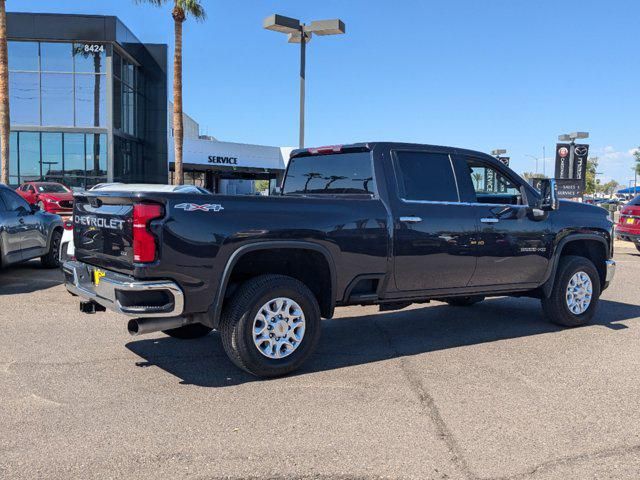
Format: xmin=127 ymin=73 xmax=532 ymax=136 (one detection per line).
xmin=290 ymin=142 xmax=496 ymax=161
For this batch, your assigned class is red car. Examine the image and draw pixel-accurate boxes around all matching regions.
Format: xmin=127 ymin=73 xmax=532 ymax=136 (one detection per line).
xmin=616 ymin=195 xmax=640 ymax=252
xmin=16 ymin=181 xmax=74 ymax=215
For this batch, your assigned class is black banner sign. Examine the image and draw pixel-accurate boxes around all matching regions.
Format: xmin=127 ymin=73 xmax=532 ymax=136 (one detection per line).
xmin=555 ymin=143 xmax=571 ymax=179
xmin=573 ymin=144 xmax=589 ymax=186
xmin=554 ymin=143 xmax=589 ymax=197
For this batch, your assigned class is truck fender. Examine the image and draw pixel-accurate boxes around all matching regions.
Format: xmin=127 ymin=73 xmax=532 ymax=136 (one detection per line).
xmin=211 ymin=241 xmax=338 ymax=328
xmin=541 ymin=233 xmax=609 ymax=298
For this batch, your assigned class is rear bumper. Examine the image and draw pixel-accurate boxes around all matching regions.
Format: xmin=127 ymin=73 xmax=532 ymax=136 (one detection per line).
xmin=616 ymin=229 xmax=640 ymax=243
xmin=62 ymin=260 xmax=184 ymax=318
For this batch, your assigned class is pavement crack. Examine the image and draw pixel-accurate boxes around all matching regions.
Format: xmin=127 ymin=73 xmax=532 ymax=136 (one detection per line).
xmin=372 ymin=317 xmax=477 ymax=480
xmin=495 ymin=442 xmax=640 ymax=480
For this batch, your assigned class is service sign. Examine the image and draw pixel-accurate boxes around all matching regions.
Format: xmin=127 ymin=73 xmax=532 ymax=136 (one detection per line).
xmin=555 ymin=179 xmax=584 ymax=198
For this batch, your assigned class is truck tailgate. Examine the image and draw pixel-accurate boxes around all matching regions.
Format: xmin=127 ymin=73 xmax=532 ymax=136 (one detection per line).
xmin=73 ymin=195 xmax=136 ymax=272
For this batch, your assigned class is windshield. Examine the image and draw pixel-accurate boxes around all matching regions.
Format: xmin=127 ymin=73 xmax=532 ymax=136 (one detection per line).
xmin=37 ymin=184 xmax=69 ymax=193
xmin=283 ymin=152 xmax=375 ymax=195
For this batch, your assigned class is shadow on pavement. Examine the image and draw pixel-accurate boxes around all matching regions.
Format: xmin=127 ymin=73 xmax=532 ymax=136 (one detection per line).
xmin=0 ymin=260 xmax=63 ymax=295
xmin=126 ymin=298 xmax=640 ymax=388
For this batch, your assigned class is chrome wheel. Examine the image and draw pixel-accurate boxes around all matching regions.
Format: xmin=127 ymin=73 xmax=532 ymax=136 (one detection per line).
xmin=252 ymin=297 xmax=306 ymax=359
xmin=565 ymin=271 xmax=593 ymax=315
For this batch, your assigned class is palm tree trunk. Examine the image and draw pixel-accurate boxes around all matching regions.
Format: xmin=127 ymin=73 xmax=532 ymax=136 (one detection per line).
xmin=0 ymin=0 xmax=10 ymax=185
xmin=172 ymin=8 xmax=185 ymax=185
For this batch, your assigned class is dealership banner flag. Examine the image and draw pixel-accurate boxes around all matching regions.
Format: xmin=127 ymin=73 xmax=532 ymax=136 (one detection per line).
xmin=555 ymin=143 xmax=571 ymax=179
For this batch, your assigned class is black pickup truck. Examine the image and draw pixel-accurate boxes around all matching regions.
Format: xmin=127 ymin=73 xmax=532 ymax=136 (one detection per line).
xmin=63 ymin=142 xmax=616 ymax=377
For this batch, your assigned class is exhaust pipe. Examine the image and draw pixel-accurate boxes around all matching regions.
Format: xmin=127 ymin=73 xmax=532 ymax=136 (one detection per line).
xmin=127 ymin=316 xmax=196 ymax=336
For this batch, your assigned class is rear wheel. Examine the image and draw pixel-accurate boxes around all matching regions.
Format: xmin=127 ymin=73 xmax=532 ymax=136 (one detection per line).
xmin=445 ymin=295 xmax=485 ymax=307
xmin=220 ymin=274 xmax=321 ymax=378
xmin=541 ymin=255 xmax=601 ymax=327
xmin=41 ymin=230 xmax=62 ymax=268
xmin=163 ymin=323 xmax=213 ymax=339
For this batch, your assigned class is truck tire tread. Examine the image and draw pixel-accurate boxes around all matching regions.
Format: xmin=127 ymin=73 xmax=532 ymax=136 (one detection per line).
xmin=219 ymin=274 xmax=321 ymax=378
xmin=541 ymin=255 xmax=601 ymax=327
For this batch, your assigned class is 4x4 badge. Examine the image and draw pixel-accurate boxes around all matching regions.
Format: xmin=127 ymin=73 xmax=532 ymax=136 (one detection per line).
xmin=175 ymin=203 xmax=224 ymax=212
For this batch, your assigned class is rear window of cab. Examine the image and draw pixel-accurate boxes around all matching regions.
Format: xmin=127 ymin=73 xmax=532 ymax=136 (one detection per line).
xmin=283 ymin=152 xmax=375 ymax=195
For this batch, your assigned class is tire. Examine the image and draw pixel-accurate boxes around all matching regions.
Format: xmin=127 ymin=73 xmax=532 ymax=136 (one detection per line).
xmin=541 ymin=255 xmax=601 ymax=327
xmin=220 ymin=274 xmax=321 ymax=378
xmin=41 ymin=229 xmax=62 ymax=268
xmin=162 ymin=323 xmax=213 ymax=339
xmin=445 ymin=295 xmax=485 ymax=307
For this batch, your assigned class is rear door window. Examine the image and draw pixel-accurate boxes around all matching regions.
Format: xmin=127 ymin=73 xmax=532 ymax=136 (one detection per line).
xmin=393 ymin=151 xmax=459 ymax=202
xmin=1 ymin=190 xmax=29 ymax=211
xmin=283 ymin=152 xmax=375 ymax=195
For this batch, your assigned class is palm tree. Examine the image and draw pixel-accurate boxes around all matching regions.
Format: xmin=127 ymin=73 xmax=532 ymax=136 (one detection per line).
xmin=135 ymin=0 xmax=206 ymax=185
xmin=0 ymin=0 xmax=9 ymax=185
xmin=472 ymin=172 xmax=483 ymax=190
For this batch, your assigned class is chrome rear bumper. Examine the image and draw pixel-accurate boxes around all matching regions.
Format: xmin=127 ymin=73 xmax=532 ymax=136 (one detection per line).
xmin=62 ymin=260 xmax=184 ymax=318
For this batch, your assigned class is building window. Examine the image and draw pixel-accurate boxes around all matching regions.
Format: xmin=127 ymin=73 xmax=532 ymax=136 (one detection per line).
xmin=113 ymin=51 xmax=140 ymax=137
xmin=8 ymin=131 xmax=108 ymax=188
xmin=7 ymin=40 xmax=108 ymax=128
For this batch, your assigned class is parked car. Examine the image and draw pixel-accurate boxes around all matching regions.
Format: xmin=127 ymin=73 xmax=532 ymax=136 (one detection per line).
xmin=16 ymin=181 xmax=74 ymax=216
xmin=59 ymin=183 xmax=209 ymax=263
xmin=63 ymin=142 xmax=616 ymax=378
xmin=616 ymin=195 xmax=640 ymax=252
xmin=0 ymin=184 xmax=63 ymax=268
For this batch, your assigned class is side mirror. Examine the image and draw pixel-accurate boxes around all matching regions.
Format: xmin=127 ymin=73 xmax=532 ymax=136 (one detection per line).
xmin=537 ymin=178 xmax=559 ymax=211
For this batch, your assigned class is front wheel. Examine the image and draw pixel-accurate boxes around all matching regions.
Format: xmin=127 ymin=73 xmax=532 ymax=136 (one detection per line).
xmin=41 ymin=230 xmax=62 ymax=268
xmin=220 ymin=274 xmax=321 ymax=378
xmin=542 ymin=255 xmax=601 ymax=327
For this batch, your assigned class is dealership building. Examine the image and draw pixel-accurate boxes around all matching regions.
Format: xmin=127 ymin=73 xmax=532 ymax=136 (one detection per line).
xmin=6 ymin=12 xmax=290 ymax=192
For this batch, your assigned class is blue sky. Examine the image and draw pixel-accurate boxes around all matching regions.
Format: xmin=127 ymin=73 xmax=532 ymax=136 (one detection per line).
xmin=13 ymin=0 xmax=640 ymax=185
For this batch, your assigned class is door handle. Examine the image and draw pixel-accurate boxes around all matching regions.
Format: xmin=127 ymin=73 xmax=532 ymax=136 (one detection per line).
xmin=480 ymin=217 xmax=499 ymax=223
xmin=400 ymin=216 xmax=423 ymax=223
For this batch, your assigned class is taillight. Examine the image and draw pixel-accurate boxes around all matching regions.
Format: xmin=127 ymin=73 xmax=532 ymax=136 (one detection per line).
xmin=63 ymin=220 xmax=73 ymax=231
xmin=133 ymin=203 xmax=164 ymax=263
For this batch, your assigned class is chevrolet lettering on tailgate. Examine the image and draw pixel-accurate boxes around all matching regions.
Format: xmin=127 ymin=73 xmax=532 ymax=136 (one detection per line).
xmin=74 ymin=215 xmax=126 ymax=230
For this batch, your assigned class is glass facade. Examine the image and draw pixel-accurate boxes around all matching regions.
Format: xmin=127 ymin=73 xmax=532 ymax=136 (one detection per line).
xmin=10 ymin=131 xmax=107 ymax=187
xmin=6 ymin=13 xmax=169 ymax=188
xmin=8 ymin=41 xmax=107 ymax=128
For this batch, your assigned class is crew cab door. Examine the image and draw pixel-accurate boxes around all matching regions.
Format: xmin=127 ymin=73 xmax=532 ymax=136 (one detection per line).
xmin=389 ymin=149 xmax=477 ymax=291
xmin=453 ymin=155 xmax=552 ymax=287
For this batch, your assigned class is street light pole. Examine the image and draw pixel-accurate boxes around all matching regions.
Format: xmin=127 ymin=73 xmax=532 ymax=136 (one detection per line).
xmin=299 ymin=28 xmax=306 ymax=149
xmin=264 ymin=15 xmax=346 ymax=150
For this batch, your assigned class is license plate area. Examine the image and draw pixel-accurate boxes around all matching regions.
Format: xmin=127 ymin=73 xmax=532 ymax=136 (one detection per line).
xmin=626 ymin=217 xmax=635 ymax=224
xmin=92 ymin=268 xmax=106 ymax=286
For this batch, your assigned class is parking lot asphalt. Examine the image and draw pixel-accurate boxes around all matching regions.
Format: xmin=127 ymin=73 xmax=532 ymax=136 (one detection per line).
xmin=1 ymin=241 xmax=639 ymax=480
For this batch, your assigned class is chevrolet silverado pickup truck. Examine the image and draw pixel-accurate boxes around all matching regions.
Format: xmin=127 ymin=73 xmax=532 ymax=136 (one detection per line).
xmin=63 ymin=142 xmax=616 ymax=377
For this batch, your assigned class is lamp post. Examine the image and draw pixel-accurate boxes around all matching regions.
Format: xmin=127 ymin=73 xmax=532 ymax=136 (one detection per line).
xmin=525 ymin=154 xmax=539 ymax=175
xmin=264 ymin=14 xmax=346 ymax=149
